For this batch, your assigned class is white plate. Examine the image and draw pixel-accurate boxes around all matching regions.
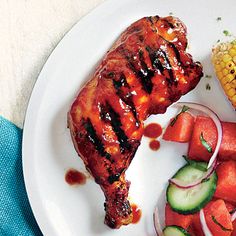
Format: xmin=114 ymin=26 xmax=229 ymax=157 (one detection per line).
xmin=23 ymin=0 xmax=236 ymax=235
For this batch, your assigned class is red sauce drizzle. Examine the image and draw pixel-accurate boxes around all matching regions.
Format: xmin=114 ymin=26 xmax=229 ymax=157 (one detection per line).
xmin=149 ymin=140 xmax=160 ymax=151
xmin=65 ymin=169 xmax=86 ymax=185
xmin=131 ymin=204 xmax=142 ymax=224
xmin=143 ymin=123 xmax=162 ymax=139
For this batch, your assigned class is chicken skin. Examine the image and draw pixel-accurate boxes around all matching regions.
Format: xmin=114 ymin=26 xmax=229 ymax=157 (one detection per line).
xmin=68 ymin=15 xmax=203 ymax=229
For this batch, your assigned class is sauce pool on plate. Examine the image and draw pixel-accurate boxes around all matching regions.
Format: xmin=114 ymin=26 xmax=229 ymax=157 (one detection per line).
xmin=65 ymin=169 xmax=87 ymax=185
xmin=144 ymin=123 xmax=162 ymax=151
xmin=143 ymin=123 xmax=162 ymax=139
xmin=131 ymin=204 xmax=142 ymax=224
xmin=149 ymin=140 xmax=160 ymax=151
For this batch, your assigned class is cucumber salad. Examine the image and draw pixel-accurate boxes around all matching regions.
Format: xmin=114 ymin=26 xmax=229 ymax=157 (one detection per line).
xmin=153 ymin=103 xmax=236 ymax=236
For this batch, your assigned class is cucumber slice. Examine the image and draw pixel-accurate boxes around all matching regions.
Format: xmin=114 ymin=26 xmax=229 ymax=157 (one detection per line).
xmin=167 ymin=163 xmax=217 ymax=214
xmin=163 ymin=226 xmax=190 ymax=236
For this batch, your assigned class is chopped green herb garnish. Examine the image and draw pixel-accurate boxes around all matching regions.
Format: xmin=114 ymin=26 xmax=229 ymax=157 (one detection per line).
xmin=201 ymin=178 xmax=210 ymax=183
xmin=169 ymin=12 xmax=173 ymax=15
xmin=211 ymin=216 xmax=232 ymax=231
xmin=206 ymin=83 xmax=211 ymax=90
xmin=200 ymin=132 xmax=213 ymax=153
xmin=223 ymin=30 xmax=232 ymax=37
xmin=181 ymin=105 xmax=189 ymax=112
xmin=217 ymin=39 xmax=221 ymax=43
xmin=170 ymin=105 xmax=189 ymax=126
xmin=183 ymin=155 xmax=207 ymax=172
xmin=205 ymin=74 xmax=212 ymax=79
xmin=216 ymin=17 xmax=222 ymax=21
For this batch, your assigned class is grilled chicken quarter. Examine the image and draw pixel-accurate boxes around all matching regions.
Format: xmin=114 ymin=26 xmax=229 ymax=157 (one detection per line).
xmin=68 ymin=15 xmax=203 ymax=229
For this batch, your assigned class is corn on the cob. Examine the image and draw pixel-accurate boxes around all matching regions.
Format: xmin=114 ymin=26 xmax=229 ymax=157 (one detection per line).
xmin=212 ymin=40 xmax=236 ymax=108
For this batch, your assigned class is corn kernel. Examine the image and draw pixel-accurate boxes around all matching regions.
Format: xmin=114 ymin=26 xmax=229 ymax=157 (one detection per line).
xmin=213 ymin=59 xmax=220 ymax=65
xmin=226 ymin=61 xmax=234 ymax=70
xmin=231 ymin=79 xmax=236 ymax=88
xmin=217 ymin=71 xmax=223 ymax=79
xmin=221 ymin=76 xmax=229 ymax=85
xmin=220 ymin=44 xmax=228 ymax=52
xmin=222 ymin=54 xmax=232 ymax=63
xmin=225 ymin=83 xmax=231 ymax=90
xmin=220 ymin=61 xmax=226 ymax=68
xmin=233 ymin=56 xmax=236 ymax=64
xmin=215 ymin=64 xmax=222 ymax=72
xmin=217 ymin=51 xmax=224 ymax=58
xmin=222 ymin=68 xmax=229 ymax=76
xmin=229 ymin=48 xmax=236 ymax=57
xmin=231 ymin=95 xmax=236 ymax=103
xmin=227 ymin=88 xmax=235 ymax=97
xmin=226 ymin=73 xmax=234 ymax=82
xmin=227 ymin=44 xmax=233 ymax=50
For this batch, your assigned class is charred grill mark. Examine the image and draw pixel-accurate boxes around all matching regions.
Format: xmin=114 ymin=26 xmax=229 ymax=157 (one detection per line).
xmin=159 ymin=36 xmax=183 ymax=67
xmin=146 ymin=46 xmax=177 ymax=86
xmin=160 ymin=49 xmax=176 ymax=86
xmin=138 ymin=50 xmax=155 ymax=93
xmin=113 ymin=74 xmax=128 ymax=89
xmin=146 ymin=46 xmax=164 ymax=73
xmin=146 ymin=16 xmax=160 ymax=25
xmin=146 ymin=16 xmax=160 ymax=33
xmin=100 ymin=102 xmax=131 ymax=153
xmin=163 ymin=19 xmax=175 ymax=29
xmin=169 ymin=42 xmax=182 ymax=66
xmin=84 ymin=118 xmax=111 ymax=160
xmin=107 ymin=168 xmax=125 ymax=184
xmin=120 ymin=47 xmax=154 ymax=94
xmin=113 ymin=74 xmax=140 ymax=127
xmin=155 ymin=15 xmax=160 ymax=21
xmin=108 ymin=173 xmax=121 ymax=184
xmin=147 ymin=16 xmax=154 ymax=25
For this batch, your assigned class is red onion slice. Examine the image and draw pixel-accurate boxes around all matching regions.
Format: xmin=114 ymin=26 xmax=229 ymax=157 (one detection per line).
xmin=231 ymin=211 xmax=236 ymax=222
xmin=200 ymin=209 xmax=213 ymax=236
xmin=176 ymin=102 xmax=222 ymax=169
xmin=169 ymin=159 xmax=217 ymax=189
xmin=153 ymin=206 xmax=163 ymax=236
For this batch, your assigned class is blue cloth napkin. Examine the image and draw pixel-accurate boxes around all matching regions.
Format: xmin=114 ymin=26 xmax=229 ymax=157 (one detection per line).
xmin=0 ymin=116 xmax=42 ymax=236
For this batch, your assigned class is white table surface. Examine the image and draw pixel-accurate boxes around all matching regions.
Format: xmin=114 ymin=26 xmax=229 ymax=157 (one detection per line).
xmin=0 ymin=0 xmax=104 ymax=128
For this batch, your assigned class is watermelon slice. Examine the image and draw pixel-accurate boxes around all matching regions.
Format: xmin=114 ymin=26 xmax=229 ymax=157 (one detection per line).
xmin=188 ymin=116 xmax=217 ymax=161
xmin=214 ymin=161 xmax=236 ymax=203
xmin=188 ymin=116 xmax=236 ymax=161
xmin=219 ymin=122 xmax=236 ymax=161
xmin=163 ymin=112 xmax=195 ymax=143
xmin=191 ymin=200 xmax=233 ymax=236
xmin=165 ymin=203 xmax=193 ymax=229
